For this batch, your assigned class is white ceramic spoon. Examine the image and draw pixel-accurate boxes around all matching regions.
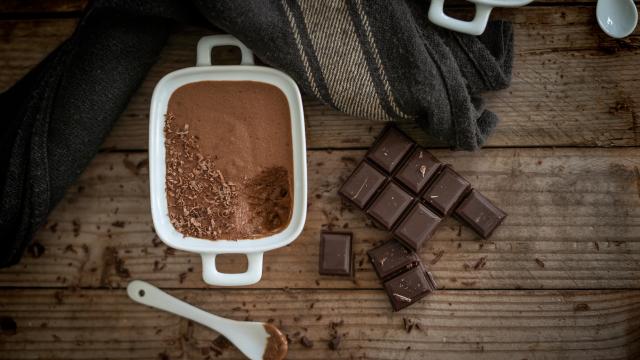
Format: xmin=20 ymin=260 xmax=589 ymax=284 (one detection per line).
xmin=127 ymin=280 xmax=287 ymax=360
xmin=597 ymin=0 xmax=638 ymax=38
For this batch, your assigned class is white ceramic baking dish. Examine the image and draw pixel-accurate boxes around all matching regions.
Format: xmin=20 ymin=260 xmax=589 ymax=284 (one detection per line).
xmin=148 ymin=35 xmax=307 ymax=286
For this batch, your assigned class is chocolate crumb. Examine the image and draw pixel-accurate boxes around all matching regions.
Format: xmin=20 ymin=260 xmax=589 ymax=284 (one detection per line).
xmin=534 ymin=258 xmax=545 ymax=268
xmin=153 ymin=260 xmax=166 ymax=272
xmin=54 ymin=291 xmax=64 ymax=304
xmin=157 ymin=351 xmax=170 ymax=360
xmin=328 ymin=334 xmax=341 ymax=350
xmin=178 ymin=272 xmax=187 ymax=283
xmin=152 ymin=235 xmax=162 ymax=247
xmin=210 ymin=335 xmax=231 ymax=357
xmin=27 ymin=242 xmax=45 ymax=258
xmin=574 ymin=303 xmax=590 ymax=312
xmin=111 ymin=221 xmax=126 ymax=228
xmin=72 ymin=219 xmax=81 ymax=237
xmin=473 ymin=256 xmax=487 ymax=270
xmin=300 ymin=336 xmax=314 ymax=348
xmin=0 ymin=316 xmax=17 ymax=336
xmin=63 ymin=244 xmax=77 ymax=254
xmin=431 ymin=250 xmax=445 ymax=265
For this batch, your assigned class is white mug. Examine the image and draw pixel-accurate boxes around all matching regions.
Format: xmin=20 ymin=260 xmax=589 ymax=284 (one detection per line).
xmin=428 ymin=0 xmax=534 ymax=36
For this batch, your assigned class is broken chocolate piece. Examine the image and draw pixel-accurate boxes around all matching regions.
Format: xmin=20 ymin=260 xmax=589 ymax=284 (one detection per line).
xmin=383 ymin=266 xmax=437 ymax=311
xmin=366 ymin=182 xmax=413 ymax=230
xmin=319 ymin=231 xmax=353 ymax=276
xmin=367 ymin=240 xmax=420 ymax=280
xmin=422 ymin=166 xmax=470 ymax=216
xmin=393 ymin=203 xmax=442 ymax=251
xmin=338 ymin=162 xmax=386 ymax=209
xmin=455 ymin=190 xmax=506 ymax=239
xmin=366 ymin=125 xmax=414 ymax=173
xmin=395 ymin=148 xmax=441 ymax=194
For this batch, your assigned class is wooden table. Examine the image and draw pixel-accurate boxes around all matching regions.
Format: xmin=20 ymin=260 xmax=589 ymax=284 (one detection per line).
xmin=1 ymin=1 xmax=639 ymax=359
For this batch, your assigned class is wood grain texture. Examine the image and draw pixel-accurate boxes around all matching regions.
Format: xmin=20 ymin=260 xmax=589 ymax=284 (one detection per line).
xmin=0 ymin=288 xmax=638 ymax=360
xmin=1 ymin=6 xmax=639 ymax=150
xmin=1 ymin=148 xmax=638 ymax=290
xmin=0 ymin=0 xmax=86 ymax=14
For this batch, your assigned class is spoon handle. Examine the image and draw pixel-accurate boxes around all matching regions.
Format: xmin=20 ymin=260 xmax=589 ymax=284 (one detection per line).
xmin=127 ymin=280 xmax=236 ymax=331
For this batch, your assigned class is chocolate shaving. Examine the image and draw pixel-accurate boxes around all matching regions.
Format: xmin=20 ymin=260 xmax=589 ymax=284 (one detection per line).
xmin=27 ymin=242 xmax=45 ymax=258
xmin=300 ymin=336 xmax=314 ymax=348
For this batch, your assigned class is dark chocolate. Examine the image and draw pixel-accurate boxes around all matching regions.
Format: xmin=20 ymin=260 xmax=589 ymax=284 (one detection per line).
xmin=366 ymin=182 xmax=413 ymax=230
xmin=393 ymin=203 xmax=442 ymax=251
xmin=455 ymin=190 xmax=506 ymax=239
xmin=421 ymin=166 xmax=471 ymax=216
xmin=366 ymin=125 xmax=414 ymax=173
xmin=395 ymin=148 xmax=441 ymax=194
xmin=319 ymin=231 xmax=353 ymax=276
xmin=383 ymin=266 xmax=437 ymax=311
xmin=338 ymin=162 xmax=386 ymax=209
xmin=367 ymin=240 xmax=420 ymax=280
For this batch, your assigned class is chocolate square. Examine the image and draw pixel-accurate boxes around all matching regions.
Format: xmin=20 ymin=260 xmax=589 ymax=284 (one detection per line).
xmin=393 ymin=203 xmax=442 ymax=251
xmin=366 ymin=182 xmax=413 ymax=230
xmin=366 ymin=125 xmax=414 ymax=173
xmin=383 ymin=266 xmax=437 ymax=311
xmin=319 ymin=231 xmax=353 ymax=276
xmin=455 ymin=190 xmax=506 ymax=239
xmin=395 ymin=148 xmax=441 ymax=194
xmin=339 ymin=162 xmax=386 ymax=209
xmin=367 ymin=240 xmax=420 ymax=280
xmin=422 ymin=166 xmax=471 ymax=216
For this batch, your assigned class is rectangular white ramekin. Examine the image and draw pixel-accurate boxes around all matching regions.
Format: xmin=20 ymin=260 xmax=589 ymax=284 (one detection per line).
xmin=148 ymin=35 xmax=307 ymax=286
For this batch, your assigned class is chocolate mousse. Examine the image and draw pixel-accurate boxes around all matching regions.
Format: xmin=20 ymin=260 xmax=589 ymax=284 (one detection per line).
xmin=165 ymin=81 xmax=293 ymax=240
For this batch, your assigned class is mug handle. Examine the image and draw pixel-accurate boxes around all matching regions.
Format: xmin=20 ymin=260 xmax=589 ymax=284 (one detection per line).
xmin=428 ymin=0 xmax=493 ymax=36
xmin=196 ymin=34 xmax=255 ymax=66
xmin=201 ymin=252 xmax=264 ymax=286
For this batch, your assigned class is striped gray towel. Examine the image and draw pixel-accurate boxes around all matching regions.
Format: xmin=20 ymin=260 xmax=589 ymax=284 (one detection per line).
xmin=197 ymin=0 xmax=513 ymax=150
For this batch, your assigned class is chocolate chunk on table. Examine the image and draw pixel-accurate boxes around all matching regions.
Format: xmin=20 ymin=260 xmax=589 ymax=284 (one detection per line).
xmin=319 ymin=231 xmax=353 ymax=276
xmin=338 ymin=162 xmax=386 ymax=209
xmin=383 ymin=266 xmax=437 ymax=311
xmin=367 ymin=240 xmax=420 ymax=280
xmin=422 ymin=166 xmax=471 ymax=216
xmin=393 ymin=203 xmax=442 ymax=251
xmin=366 ymin=182 xmax=413 ymax=230
xmin=366 ymin=125 xmax=414 ymax=173
xmin=455 ymin=190 xmax=507 ymax=239
xmin=395 ymin=148 xmax=441 ymax=194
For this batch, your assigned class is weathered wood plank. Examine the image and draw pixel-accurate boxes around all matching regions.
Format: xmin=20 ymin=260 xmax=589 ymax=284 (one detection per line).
xmin=0 ymin=289 xmax=638 ymax=360
xmin=0 ymin=0 xmax=86 ymax=14
xmin=1 ymin=7 xmax=639 ymax=150
xmin=1 ymin=147 xmax=638 ymax=290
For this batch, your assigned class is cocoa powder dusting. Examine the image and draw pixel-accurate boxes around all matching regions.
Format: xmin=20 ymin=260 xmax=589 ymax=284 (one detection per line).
xmin=165 ymin=81 xmax=293 ymax=240
xmin=263 ymin=324 xmax=288 ymax=360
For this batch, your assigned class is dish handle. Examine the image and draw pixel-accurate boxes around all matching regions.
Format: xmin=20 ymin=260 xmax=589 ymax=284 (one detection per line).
xmin=196 ymin=34 xmax=255 ymax=66
xmin=201 ymin=252 xmax=263 ymax=286
xmin=428 ymin=0 xmax=493 ymax=36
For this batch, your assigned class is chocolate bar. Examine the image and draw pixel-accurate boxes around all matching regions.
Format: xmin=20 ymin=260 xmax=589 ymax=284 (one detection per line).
xmin=319 ymin=231 xmax=353 ymax=276
xmin=395 ymin=148 xmax=441 ymax=194
xmin=366 ymin=125 xmax=414 ymax=173
xmin=383 ymin=266 xmax=437 ymax=311
xmin=339 ymin=124 xmax=506 ymax=247
xmin=393 ymin=203 xmax=441 ymax=251
xmin=338 ymin=162 xmax=386 ymax=209
xmin=367 ymin=240 xmax=420 ymax=280
xmin=455 ymin=190 xmax=507 ymax=239
xmin=366 ymin=182 xmax=413 ymax=230
xmin=421 ymin=166 xmax=471 ymax=216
